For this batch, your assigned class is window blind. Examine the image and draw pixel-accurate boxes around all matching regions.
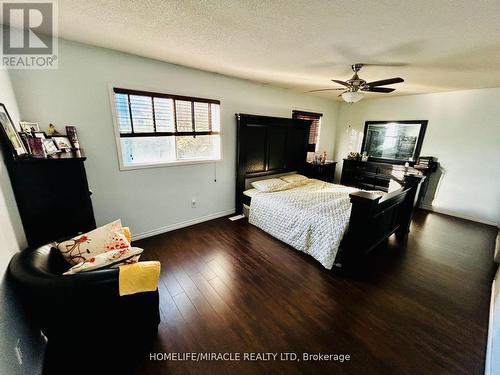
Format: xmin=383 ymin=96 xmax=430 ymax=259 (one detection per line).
xmin=292 ymin=110 xmax=322 ymax=151
xmin=113 ymin=88 xmax=220 ymax=137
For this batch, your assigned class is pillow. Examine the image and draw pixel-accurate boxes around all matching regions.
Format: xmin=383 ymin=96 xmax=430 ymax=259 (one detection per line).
xmin=280 ymin=174 xmax=308 ymax=184
xmin=57 ymin=219 xmax=130 ymax=266
xmin=251 ymin=178 xmax=290 ymax=192
xmin=63 ymin=247 xmax=144 ymax=275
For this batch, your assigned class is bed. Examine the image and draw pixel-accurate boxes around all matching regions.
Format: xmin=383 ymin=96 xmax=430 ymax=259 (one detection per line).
xmin=247 ymin=178 xmax=382 ymax=269
xmin=235 ymin=113 xmax=424 ymax=268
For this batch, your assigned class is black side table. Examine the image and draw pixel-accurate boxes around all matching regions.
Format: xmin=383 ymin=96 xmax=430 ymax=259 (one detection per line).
xmin=303 ymin=161 xmax=337 ymax=183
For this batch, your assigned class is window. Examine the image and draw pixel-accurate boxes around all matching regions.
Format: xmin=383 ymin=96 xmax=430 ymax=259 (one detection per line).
xmin=112 ymin=88 xmax=221 ymax=169
xmin=292 ymin=110 xmax=322 ymax=151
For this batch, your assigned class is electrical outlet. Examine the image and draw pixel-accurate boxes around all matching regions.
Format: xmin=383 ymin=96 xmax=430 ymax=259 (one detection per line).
xmin=15 ymin=339 xmax=23 ymax=365
xmin=191 ymin=197 xmax=197 ymax=208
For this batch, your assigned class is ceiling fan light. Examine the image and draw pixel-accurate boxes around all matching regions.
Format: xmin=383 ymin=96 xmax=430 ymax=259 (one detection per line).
xmin=341 ymin=91 xmax=364 ymax=103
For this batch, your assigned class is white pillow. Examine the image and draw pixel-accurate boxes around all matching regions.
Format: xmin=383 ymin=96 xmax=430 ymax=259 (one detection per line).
xmin=251 ymin=178 xmax=290 ymax=192
xmin=57 ymin=219 xmax=130 ymax=266
xmin=280 ymin=174 xmax=308 ymax=183
xmin=63 ymin=247 xmax=143 ymax=275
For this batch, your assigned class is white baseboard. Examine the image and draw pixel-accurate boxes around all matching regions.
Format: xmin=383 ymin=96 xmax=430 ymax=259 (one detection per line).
xmin=420 ymin=204 xmax=498 ymax=226
xmin=132 ymin=208 xmax=235 ymax=241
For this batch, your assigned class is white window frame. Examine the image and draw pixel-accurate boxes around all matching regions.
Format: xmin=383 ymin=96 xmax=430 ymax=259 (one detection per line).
xmin=108 ymin=84 xmax=222 ymax=171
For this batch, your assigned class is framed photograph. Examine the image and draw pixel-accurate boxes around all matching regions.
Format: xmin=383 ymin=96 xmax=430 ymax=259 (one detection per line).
xmin=20 ymin=121 xmax=40 ymax=133
xmin=42 ymin=138 xmax=60 ymax=155
xmin=66 ymin=126 xmax=80 ymax=149
xmin=18 ymin=132 xmax=31 ymax=153
xmin=0 ymin=103 xmax=28 ymax=157
xmin=361 ymin=120 xmax=428 ymax=164
xmin=33 ymin=131 xmax=46 ymax=139
xmin=27 ymin=137 xmax=46 ymax=158
xmin=52 ymin=136 xmax=73 ymax=151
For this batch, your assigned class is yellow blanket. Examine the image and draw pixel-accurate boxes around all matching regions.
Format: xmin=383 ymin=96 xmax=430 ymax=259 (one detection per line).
xmin=118 ymin=261 xmax=160 ymax=296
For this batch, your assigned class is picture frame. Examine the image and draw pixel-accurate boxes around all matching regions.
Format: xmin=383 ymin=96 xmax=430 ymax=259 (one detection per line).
xmin=65 ymin=125 xmax=80 ymax=149
xmin=52 ymin=136 xmax=73 ymax=151
xmin=20 ymin=121 xmax=40 ymax=133
xmin=360 ymin=120 xmax=428 ymax=164
xmin=42 ymin=138 xmax=60 ymax=155
xmin=33 ymin=131 xmax=46 ymax=139
xmin=18 ymin=132 xmax=31 ymax=153
xmin=0 ymin=103 xmax=28 ymax=157
xmin=27 ymin=137 xmax=46 ymax=158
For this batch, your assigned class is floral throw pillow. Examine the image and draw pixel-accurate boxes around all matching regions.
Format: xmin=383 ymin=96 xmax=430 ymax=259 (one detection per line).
xmin=63 ymin=247 xmax=144 ymax=275
xmin=57 ymin=220 xmax=131 ymax=266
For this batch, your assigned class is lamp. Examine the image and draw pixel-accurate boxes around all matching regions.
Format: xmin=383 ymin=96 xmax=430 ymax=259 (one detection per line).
xmin=341 ymin=91 xmax=364 ymax=103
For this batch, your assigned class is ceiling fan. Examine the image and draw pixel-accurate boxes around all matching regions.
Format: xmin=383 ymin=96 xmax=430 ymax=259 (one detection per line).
xmin=308 ymin=63 xmax=404 ymax=103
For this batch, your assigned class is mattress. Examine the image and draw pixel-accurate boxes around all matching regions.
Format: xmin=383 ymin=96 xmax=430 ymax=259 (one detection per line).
xmin=248 ymin=179 xmax=362 ymax=269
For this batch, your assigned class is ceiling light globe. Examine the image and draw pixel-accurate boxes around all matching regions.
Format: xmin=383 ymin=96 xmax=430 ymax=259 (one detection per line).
xmin=341 ymin=91 xmax=364 ymax=103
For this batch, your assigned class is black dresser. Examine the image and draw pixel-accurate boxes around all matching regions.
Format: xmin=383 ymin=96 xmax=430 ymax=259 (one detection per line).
xmin=7 ymin=151 xmax=96 ymax=247
xmin=302 ymin=161 xmax=337 ymax=183
xmin=341 ymin=159 xmax=419 ymax=192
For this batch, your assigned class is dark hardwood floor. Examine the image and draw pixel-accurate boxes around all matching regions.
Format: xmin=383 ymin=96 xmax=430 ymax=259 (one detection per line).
xmin=134 ymin=209 xmax=497 ymax=375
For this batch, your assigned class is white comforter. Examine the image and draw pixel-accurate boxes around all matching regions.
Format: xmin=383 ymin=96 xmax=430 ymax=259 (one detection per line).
xmin=248 ymin=179 xmax=361 ymax=269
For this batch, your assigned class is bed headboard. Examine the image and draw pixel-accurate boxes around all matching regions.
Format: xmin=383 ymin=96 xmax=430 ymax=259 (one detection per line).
xmin=235 ymin=113 xmax=311 ymax=213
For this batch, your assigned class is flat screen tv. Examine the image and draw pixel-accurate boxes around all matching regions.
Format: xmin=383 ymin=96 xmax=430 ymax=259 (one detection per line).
xmin=361 ymin=120 xmax=428 ymax=164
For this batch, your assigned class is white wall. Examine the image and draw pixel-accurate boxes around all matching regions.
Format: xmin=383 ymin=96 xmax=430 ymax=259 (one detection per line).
xmin=7 ymin=39 xmax=500 ymax=228
xmin=0 ymin=70 xmax=45 ymax=375
xmin=334 ymin=88 xmax=500 ymax=225
xmin=9 ymin=39 xmax=338 ymax=237
xmin=0 ymin=69 xmax=25 ymax=258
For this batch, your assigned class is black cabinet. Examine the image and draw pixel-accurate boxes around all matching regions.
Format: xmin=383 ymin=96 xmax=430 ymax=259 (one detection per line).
xmin=340 ymin=158 xmax=408 ymax=192
xmin=340 ymin=158 xmax=433 ymax=206
xmin=7 ymin=151 xmax=96 ymax=247
xmin=340 ymin=158 xmax=434 ymax=207
xmin=303 ymin=161 xmax=337 ymax=183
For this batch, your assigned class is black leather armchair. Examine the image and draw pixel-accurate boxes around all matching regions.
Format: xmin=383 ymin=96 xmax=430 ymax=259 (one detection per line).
xmin=9 ymin=244 xmax=160 ymax=372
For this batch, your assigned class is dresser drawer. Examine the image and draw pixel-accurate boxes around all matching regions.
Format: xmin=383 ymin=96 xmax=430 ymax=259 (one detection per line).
xmin=343 ymin=160 xmax=378 ymax=174
xmin=341 ymin=159 xmax=393 ymax=191
xmin=341 ymin=173 xmax=377 ymax=188
xmin=355 ymin=163 xmax=378 ymax=174
xmin=341 ymin=159 xmax=424 ymax=196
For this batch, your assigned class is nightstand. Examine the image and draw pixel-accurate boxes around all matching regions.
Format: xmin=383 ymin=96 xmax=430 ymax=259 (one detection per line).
xmin=302 ymin=161 xmax=337 ymax=183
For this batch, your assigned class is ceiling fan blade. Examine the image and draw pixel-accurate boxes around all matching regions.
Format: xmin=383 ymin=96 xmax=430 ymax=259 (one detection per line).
xmin=331 ymin=79 xmax=351 ymax=87
xmin=361 ymin=62 xmax=408 ymax=67
xmin=307 ymin=88 xmax=345 ymax=93
xmin=362 ymin=87 xmax=395 ymax=93
xmin=365 ymin=77 xmax=404 ymax=87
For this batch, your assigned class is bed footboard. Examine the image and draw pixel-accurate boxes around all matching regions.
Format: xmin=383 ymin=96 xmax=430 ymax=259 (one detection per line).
xmin=336 ymin=175 xmax=424 ymax=265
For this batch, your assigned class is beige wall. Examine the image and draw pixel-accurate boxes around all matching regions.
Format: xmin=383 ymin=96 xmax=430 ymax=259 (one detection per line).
xmin=334 ymin=88 xmax=500 ymax=225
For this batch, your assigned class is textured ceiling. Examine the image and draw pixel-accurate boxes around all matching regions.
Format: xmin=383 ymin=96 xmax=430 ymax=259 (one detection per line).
xmin=56 ymin=0 xmax=500 ymax=99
